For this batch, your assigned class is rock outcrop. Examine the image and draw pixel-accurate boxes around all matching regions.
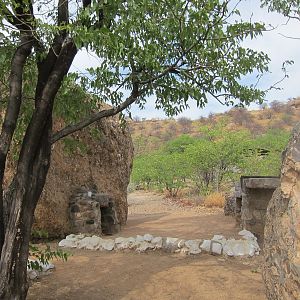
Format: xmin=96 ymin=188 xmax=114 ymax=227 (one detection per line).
xmin=263 ymin=123 xmax=300 ymax=300
xmin=33 ymin=116 xmax=133 ymax=237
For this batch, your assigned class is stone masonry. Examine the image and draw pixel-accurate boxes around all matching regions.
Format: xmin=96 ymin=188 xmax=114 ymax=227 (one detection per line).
xmin=240 ymin=176 xmax=279 ymax=241
xmin=69 ymin=188 xmax=120 ymax=235
xmin=263 ymin=124 xmax=300 ymax=300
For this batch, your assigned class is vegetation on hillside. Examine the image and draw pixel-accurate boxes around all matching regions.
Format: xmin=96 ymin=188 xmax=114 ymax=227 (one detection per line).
xmin=131 ymin=119 xmax=291 ymax=198
xmin=129 ymin=99 xmax=299 ymax=155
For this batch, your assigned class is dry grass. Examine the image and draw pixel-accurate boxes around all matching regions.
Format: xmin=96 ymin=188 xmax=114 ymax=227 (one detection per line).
xmin=203 ymin=192 xmax=225 ymax=208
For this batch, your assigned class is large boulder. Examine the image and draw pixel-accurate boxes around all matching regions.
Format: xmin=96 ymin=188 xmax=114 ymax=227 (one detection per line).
xmin=32 ymin=116 xmax=133 ymax=237
xmin=263 ymin=123 xmax=300 ymax=300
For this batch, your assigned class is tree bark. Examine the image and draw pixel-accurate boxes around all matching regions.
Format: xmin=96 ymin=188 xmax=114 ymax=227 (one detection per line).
xmin=0 ymin=34 xmax=34 ymax=251
xmin=0 ymin=115 xmax=52 ymax=299
xmin=0 ymin=36 xmax=77 ymax=299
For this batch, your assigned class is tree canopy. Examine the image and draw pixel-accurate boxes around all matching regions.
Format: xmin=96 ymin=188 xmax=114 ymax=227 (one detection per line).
xmin=0 ymin=0 xmax=270 ymax=134
xmin=261 ymin=0 xmax=300 ymax=19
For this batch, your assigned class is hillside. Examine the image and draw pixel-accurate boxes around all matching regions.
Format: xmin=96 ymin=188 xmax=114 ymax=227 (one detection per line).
xmin=128 ymin=98 xmax=300 ymax=155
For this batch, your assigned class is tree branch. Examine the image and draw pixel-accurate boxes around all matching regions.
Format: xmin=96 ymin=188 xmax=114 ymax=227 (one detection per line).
xmin=18 ymin=39 xmax=78 ymax=170
xmin=51 ymin=84 xmax=141 ymax=144
xmin=35 ymin=0 xmax=70 ymax=103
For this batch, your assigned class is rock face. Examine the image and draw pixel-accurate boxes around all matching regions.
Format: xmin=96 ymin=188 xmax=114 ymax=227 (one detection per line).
xmin=263 ymin=123 xmax=300 ymax=300
xmin=33 ymin=116 xmax=133 ymax=237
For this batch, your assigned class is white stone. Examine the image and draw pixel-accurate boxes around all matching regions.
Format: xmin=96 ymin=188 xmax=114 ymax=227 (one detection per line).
xmin=136 ymin=241 xmax=154 ymax=252
xmin=177 ymin=239 xmax=186 ymax=248
xmin=126 ymin=237 xmax=137 ymax=249
xmin=115 ymin=237 xmax=126 ymax=244
xmin=77 ymin=236 xmax=100 ymax=250
xmin=27 ymin=259 xmax=55 ymax=273
xmin=86 ymin=236 xmax=102 ymax=250
xmin=200 ymin=240 xmax=212 ymax=252
xmin=180 ymin=247 xmax=190 ymax=255
xmin=212 ymin=235 xmax=225 ymax=241
xmin=99 ymin=239 xmax=115 ymax=251
xmin=143 ymin=234 xmax=153 ymax=242
xmin=151 ymin=237 xmax=163 ymax=249
xmin=27 ymin=269 xmax=38 ymax=280
xmin=74 ymin=233 xmax=85 ymax=240
xmin=65 ymin=234 xmax=78 ymax=241
xmin=238 ymin=230 xmax=256 ymax=241
xmin=223 ymin=239 xmax=260 ymax=257
xmin=58 ymin=239 xmax=77 ymax=248
xmin=39 ymin=261 xmax=55 ymax=272
xmin=210 ymin=240 xmax=223 ymax=255
xmin=185 ymin=240 xmax=202 ymax=255
xmin=162 ymin=237 xmax=179 ymax=252
xmin=115 ymin=237 xmax=136 ymax=250
xmin=136 ymin=235 xmax=144 ymax=242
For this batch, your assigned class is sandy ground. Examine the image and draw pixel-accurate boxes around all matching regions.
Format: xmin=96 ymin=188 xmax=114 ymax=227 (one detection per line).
xmin=28 ymin=191 xmax=266 ymax=300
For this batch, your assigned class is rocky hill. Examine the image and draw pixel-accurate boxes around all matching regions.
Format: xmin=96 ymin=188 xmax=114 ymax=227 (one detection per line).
xmin=129 ymin=98 xmax=300 ymax=155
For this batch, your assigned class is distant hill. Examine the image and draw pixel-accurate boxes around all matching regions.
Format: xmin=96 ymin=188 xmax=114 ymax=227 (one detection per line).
xmin=128 ymin=98 xmax=300 ymax=155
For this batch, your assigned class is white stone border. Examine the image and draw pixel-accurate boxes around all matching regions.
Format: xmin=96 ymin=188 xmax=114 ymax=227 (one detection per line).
xmin=58 ymin=230 xmax=260 ymax=257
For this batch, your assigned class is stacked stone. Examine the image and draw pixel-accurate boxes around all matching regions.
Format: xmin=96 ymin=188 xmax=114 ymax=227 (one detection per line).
xmin=69 ymin=190 xmax=102 ymax=234
xmin=94 ymin=193 xmax=120 ymax=235
xmin=69 ymin=189 xmax=120 ymax=235
xmin=240 ymin=176 xmax=279 ymax=241
xmin=224 ymin=183 xmax=242 ymax=217
xmin=263 ymin=123 xmax=300 ymax=300
xmin=224 ymin=196 xmax=236 ymax=216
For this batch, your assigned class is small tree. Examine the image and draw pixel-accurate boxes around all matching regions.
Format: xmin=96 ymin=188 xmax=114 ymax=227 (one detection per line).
xmin=270 ymin=100 xmax=284 ymax=113
xmin=229 ymin=107 xmax=253 ymax=126
xmin=177 ymin=117 xmax=192 ymax=134
xmin=0 ymin=0 xmax=270 ymax=298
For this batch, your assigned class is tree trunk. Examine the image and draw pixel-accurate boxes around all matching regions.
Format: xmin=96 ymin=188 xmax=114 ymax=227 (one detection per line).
xmin=0 ymin=115 xmax=52 ymax=299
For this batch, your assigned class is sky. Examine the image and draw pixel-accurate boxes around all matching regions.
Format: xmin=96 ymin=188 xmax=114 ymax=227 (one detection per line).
xmin=71 ymin=0 xmax=300 ymax=120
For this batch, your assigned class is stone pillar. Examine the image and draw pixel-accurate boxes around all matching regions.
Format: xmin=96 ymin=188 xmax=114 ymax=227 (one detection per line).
xmin=239 ymin=177 xmax=279 ymax=241
xmin=263 ymin=123 xmax=300 ymax=300
xmin=69 ymin=189 xmax=102 ymax=234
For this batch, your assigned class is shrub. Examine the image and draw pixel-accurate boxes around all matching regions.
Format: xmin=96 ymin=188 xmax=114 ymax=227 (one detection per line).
xmin=228 ymin=107 xmax=253 ymax=126
xmin=177 ymin=117 xmax=192 ymax=133
xmin=270 ymin=100 xmax=284 ymax=113
xmin=203 ymin=192 xmax=225 ymax=208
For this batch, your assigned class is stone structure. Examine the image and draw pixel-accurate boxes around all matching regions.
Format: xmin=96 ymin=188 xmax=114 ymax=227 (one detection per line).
xmin=235 ymin=183 xmax=242 ymax=224
xmin=32 ymin=114 xmax=133 ymax=237
xmin=240 ymin=176 xmax=279 ymax=241
xmin=224 ymin=183 xmax=241 ymax=217
xmin=263 ymin=124 xmax=300 ymax=300
xmin=69 ymin=188 xmax=120 ymax=235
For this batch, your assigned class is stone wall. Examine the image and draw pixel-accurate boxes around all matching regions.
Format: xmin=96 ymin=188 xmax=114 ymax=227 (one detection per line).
xmin=240 ymin=176 xmax=279 ymax=241
xmin=69 ymin=188 xmax=120 ymax=235
xmin=263 ymin=123 xmax=300 ymax=300
xmin=224 ymin=183 xmax=241 ymax=217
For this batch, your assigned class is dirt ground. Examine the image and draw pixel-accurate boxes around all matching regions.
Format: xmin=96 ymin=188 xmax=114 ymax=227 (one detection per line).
xmin=28 ymin=191 xmax=267 ymax=300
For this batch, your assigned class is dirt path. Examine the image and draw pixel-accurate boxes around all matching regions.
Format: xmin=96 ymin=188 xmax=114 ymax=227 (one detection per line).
xmin=28 ymin=191 xmax=266 ymax=300
xmin=120 ymin=191 xmax=241 ymax=240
